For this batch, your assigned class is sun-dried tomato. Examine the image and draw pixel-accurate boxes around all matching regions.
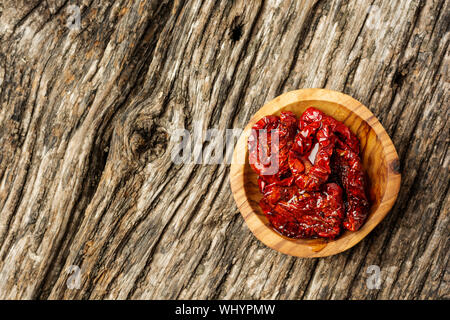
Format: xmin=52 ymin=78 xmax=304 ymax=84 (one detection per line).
xmin=300 ymin=107 xmax=360 ymax=154
xmin=290 ymin=123 xmax=336 ymax=191
xmin=248 ymin=111 xmax=297 ymax=183
xmin=260 ymin=183 xmax=345 ymax=239
xmin=331 ymin=148 xmax=369 ymax=231
xmin=248 ymin=107 xmax=370 ymax=239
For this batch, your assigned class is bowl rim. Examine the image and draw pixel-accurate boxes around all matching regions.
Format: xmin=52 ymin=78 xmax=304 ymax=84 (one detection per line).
xmin=230 ymin=88 xmax=401 ymax=258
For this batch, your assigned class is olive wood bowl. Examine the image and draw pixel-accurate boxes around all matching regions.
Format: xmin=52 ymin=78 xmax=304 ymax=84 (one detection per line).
xmin=230 ymin=88 xmax=401 ymax=258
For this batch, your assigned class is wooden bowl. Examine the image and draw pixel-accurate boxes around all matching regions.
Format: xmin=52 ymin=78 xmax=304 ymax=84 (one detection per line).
xmin=230 ymin=88 xmax=401 ymax=258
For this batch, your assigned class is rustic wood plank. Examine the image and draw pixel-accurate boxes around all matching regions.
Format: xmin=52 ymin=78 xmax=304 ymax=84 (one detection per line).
xmin=0 ymin=0 xmax=448 ymax=299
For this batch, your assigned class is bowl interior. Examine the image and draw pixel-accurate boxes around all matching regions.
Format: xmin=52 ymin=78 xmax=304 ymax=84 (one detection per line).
xmin=232 ymin=89 xmax=400 ymax=257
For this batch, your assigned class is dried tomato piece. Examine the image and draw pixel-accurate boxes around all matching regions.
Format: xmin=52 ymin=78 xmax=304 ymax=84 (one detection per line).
xmin=332 ymin=148 xmax=369 ymax=231
xmin=248 ymin=112 xmax=297 ymax=182
xmin=260 ymin=183 xmax=345 ymax=239
xmin=301 ymin=107 xmax=360 ymax=154
xmin=280 ymin=111 xmax=297 ymax=136
xmin=293 ymin=183 xmax=344 ymax=239
xmin=263 ymin=207 xmax=302 ymax=238
xmin=261 ymin=184 xmax=315 ymax=212
xmin=292 ymin=119 xmax=321 ymax=154
xmin=258 ymin=175 xmax=294 ymax=193
xmin=290 ymin=124 xmax=336 ymax=191
xmin=260 ymin=187 xmax=316 ymax=239
xmin=248 ymin=115 xmax=280 ymax=177
xmin=300 ymin=107 xmax=325 ymax=123
xmin=276 ymin=111 xmax=298 ymax=179
xmin=314 ymin=182 xmax=345 ymax=238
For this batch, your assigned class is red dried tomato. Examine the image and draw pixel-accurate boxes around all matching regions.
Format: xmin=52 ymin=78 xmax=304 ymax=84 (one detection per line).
xmin=290 ymin=123 xmax=336 ymax=191
xmin=248 ymin=111 xmax=297 ymax=183
xmin=331 ymin=148 xmax=369 ymax=231
xmin=248 ymin=107 xmax=370 ymax=239
xmin=260 ymin=183 xmax=345 ymax=239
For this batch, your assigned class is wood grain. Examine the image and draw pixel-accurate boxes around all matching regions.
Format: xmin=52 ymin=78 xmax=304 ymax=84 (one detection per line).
xmin=230 ymin=88 xmax=401 ymax=258
xmin=0 ymin=0 xmax=448 ymax=299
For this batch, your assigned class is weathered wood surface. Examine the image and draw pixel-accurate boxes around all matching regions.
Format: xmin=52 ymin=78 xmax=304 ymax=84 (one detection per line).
xmin=0 ymin=0 xmax=448 ymax=299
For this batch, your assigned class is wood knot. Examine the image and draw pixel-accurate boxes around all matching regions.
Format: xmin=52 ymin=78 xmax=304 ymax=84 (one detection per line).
xmin=229 ymin=17 xmax=243 ymax=42
xmin=393 ymin=60 xmax=412 ymax=88
xmin=393 ymin=69 xmax=406 ymax=88
xmin=390 ymin=159 xmax=401 ymax=175
xmin=130 ymin=125 xmax=168 ymax=162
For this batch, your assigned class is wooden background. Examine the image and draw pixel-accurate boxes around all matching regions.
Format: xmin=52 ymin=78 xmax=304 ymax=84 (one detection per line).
xmin=0 ymin=0 xmax=448 ymax=299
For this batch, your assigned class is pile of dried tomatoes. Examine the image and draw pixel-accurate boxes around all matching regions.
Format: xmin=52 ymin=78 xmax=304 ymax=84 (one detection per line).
xmin=248 ymin=107 xmax=370 ymax=239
